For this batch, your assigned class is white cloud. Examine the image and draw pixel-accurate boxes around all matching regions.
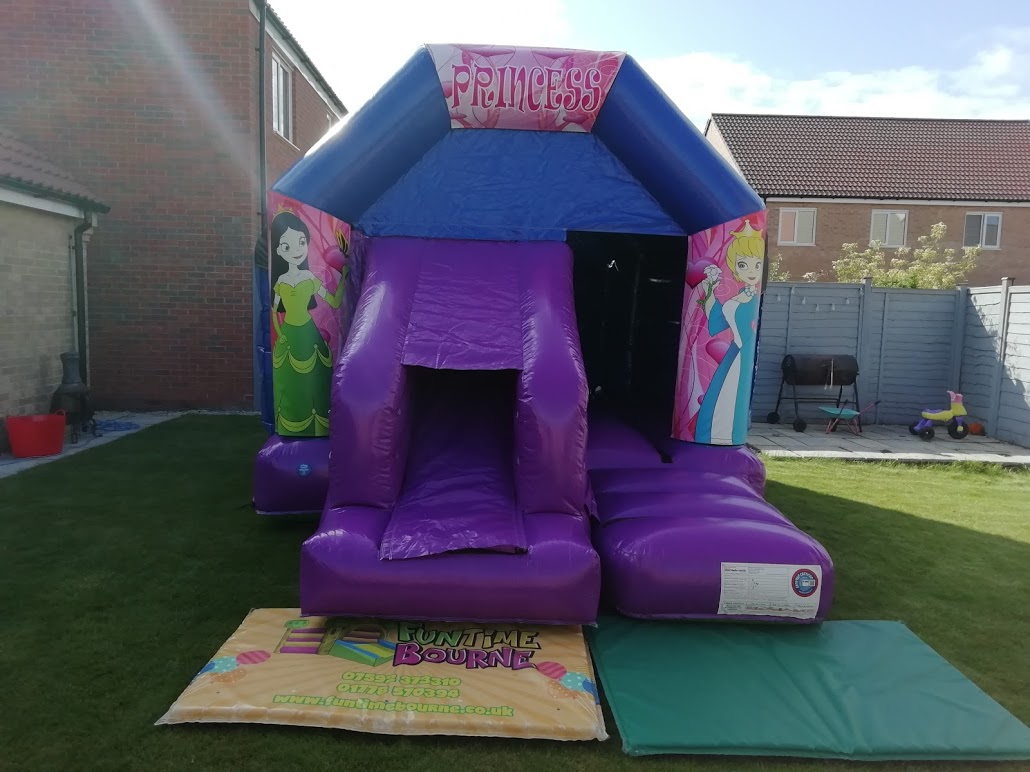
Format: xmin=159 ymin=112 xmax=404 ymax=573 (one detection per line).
xmin=273 ymin=2 xmax=1030 ymax=127
xmin=643 ymin=45 xmax=1030 ymax=127
xmin=273 ymin=0 xmax=572 ymax=110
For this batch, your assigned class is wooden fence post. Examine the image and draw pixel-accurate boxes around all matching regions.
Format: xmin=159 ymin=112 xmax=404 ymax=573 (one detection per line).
xmin=783 ymin=285 xmax=795 ymax=355
xmin=950 ymin=284 xmax=969 ymax=390
xmin=987 ymin=277 xmax=1014 ymax=434
xmin=874 ymin=286 xmax=891 ymax=424
xmin=856 ymin=277 xmax=873 ymax=422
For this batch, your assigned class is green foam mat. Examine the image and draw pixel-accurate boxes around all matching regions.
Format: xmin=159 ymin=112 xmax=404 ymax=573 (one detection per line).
xmin=589 ymin=617 xmax=1030 ymax=760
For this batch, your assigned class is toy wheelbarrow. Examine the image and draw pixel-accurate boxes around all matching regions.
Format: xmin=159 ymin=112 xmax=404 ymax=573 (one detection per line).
xmin=909 ymin=390 xmax=969 ymax=441
xmin=819 ymin=400 xmax=880 ymax=435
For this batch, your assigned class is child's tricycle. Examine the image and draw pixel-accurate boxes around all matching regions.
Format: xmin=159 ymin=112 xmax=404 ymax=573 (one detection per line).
xmin=909 ymin=390 xmax=969 ymax=441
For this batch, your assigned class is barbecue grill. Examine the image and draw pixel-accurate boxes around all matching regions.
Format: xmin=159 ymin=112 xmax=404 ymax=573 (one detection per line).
xmin=767 ymin=354 xmax=860 ymax=432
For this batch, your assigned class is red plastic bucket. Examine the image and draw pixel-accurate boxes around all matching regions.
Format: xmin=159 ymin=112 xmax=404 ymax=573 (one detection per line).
xmin=5 ymin=411 xmax=66 ymax=458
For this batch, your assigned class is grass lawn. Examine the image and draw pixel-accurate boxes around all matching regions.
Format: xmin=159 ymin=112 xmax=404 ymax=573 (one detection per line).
xmin=1 ymin=415 xmax=1028 ymax=771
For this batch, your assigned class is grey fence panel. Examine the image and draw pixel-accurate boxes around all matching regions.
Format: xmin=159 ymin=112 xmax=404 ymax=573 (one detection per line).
xmin=873 ymin=290 xmax=959 ymax=423
xmin=753 ymin=283 xmax=864 ymax=422
xmin=996 ymin=289 xmax=1030 ymax=446
xmin=959 ymin=289 xmax=1003 ymax=425
xmin=751 ymin=281 xmax=1030 ymax=446
xmin=858 ymin=288 xmax=886 ymax=412
xmin=752 ymin=285 xmax=791 ymax=418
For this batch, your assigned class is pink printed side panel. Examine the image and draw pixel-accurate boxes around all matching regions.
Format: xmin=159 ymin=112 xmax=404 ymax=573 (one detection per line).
xmin=673 ymin=211 xmax=767 ymax=446
xmin=268 ymin=193 xmax=353 ymax=356
xmin=267 ymin=193 xmax=362 ymax=438
xmin=427 ymin=44 xmax=625 ymax=132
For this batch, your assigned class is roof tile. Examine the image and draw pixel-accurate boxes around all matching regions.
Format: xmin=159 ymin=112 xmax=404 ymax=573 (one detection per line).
xmin=710 ymin=114 xmax=1030 ymax=201
xmin=0 ymin=127 xmax=107 ymax=211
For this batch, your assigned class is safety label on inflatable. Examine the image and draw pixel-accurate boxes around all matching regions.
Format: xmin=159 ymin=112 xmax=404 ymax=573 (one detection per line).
xmin=158 ymin=608 xmax=606 ymax=741
xmin=427 ymin=44 xmax=625 ymax=132
xmin=718 ymin=563 xmax=822 ymax=619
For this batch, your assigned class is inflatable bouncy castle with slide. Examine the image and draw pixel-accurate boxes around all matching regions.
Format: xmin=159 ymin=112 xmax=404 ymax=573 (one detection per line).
xmin=253 ymin=45 xmax=834 ymax=625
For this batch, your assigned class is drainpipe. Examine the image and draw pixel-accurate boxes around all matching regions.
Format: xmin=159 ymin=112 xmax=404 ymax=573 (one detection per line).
xmin=257 ymin=0 xmax=268 ymax=225
xmin=73 ymin=213 xmax=94 ymax=383
xmin=255 ymin=0 xmax=269 ymax=411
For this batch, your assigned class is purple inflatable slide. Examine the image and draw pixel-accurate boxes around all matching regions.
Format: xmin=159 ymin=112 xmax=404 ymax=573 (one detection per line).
xmin=253 ymin=44 xmax=834 ymax=625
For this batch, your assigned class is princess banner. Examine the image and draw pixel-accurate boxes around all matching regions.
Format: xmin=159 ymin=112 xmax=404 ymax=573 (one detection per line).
xmin=158 ymin=609 xmax=607 ymax=741
xmin=427 ymin=44 xmax=625 ymax=132
xmin=674 ymin=212 xmax=767 ymax=446
xmin=267 ymin=194 xmax=360 ymax=438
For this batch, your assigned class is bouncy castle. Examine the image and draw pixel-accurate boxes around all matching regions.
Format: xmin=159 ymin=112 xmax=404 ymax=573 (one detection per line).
xmin=253 ymin=45 xmax=834 ymax=625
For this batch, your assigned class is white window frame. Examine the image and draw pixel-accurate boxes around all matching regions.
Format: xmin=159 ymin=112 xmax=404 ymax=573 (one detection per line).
xmin=777 ymin=207 xmax=817 ymax=246
xmin=964 ymin=212 xmax=1002 ymax=249
xmin=870 ymin=210 xmax=908 ymax=248
xmin=271 ymin=54 xmax=292 ymax=142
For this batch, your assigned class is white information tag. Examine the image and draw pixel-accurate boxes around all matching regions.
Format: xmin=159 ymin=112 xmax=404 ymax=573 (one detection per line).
xmin=718 ymin=563 xmax=822 ymax=619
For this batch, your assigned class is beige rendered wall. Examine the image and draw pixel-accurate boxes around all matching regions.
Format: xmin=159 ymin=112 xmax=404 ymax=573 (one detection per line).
xmin=0 ymin=201 xmax=78 ymax=448
xmin=703 ymin=121 xmax=743 ymax=175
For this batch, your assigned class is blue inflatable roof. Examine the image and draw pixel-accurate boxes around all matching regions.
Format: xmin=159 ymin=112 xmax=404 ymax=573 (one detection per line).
xmin=273 ymin=46 xmax=763 ymax=240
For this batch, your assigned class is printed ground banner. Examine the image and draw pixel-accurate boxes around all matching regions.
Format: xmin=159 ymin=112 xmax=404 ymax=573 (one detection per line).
xmin=158 ymin=608 xmax=607 ymax=741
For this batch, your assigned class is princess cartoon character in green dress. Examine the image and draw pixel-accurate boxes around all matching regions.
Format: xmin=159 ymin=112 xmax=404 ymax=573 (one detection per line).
xmin=270 ymin=210 xmax=347 ymax=437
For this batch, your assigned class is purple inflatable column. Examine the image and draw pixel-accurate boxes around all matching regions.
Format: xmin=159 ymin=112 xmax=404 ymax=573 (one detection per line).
xmin=514 ymin=243 xmax=589 ymax=516
xmin=324 ymin=238 xmax=420 ymax=510
xmin=253 ymin=195 xmax=358 ymax=515
xmin=673 ymin=211 xmax=767 ymax=446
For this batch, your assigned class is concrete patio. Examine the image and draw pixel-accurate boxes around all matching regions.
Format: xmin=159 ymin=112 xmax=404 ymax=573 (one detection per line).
xmin=1 ymin=409 xmax=272 ymax=480
xmin=5 ymin=412 xmax=1030 ymax=480
xmin=1 ymin=411 xmax=192 ymax=479
xmin=749 ymin=422 xmax=1030 ymax=465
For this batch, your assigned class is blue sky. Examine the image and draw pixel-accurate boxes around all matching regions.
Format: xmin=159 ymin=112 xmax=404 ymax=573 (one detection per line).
xmin=276 ymin=0 xmax=1030 ymax=126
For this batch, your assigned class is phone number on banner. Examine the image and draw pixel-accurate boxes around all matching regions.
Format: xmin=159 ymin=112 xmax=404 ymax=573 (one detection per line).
xmin=341 ymin=672 xmax=463 ymax=686
xmin=337 ymin=684 xmax=461 ymax=698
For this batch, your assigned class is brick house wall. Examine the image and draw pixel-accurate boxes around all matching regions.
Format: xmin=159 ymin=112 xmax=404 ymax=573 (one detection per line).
xmin=0 ymin=0 xmax=339 ymax=410
xmin=266 ymin=40 xmax=336 ymax=184
xmin=767 ymin=201 xmax=1030 ymax=285
xmin=0 ymin=203 xmax=78 ymax=438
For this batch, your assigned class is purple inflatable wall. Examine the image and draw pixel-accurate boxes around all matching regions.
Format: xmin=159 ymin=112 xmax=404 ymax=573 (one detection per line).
xmin=301 ymin=238 xmax=599 ymax=623
xmin=253 ymin=195 xmax=365 ymax=515
xmin=254 ymin=44 xmax=835 ymax=626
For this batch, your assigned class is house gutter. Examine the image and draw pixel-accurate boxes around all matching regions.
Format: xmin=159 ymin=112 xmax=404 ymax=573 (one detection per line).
xmin=73 ymin=213 xmax=94 ymax=383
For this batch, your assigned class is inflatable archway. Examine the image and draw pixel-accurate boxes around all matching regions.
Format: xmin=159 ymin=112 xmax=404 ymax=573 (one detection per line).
xmin=254 ymin=45 xmax=833 ymax=624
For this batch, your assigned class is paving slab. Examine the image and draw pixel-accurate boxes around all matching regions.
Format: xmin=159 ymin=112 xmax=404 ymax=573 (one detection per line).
xmin=0 ymin=410 xmax=255 ymax=479
xmin=5 ymin=414 xmax=1027 ymax=479
xmin=749 ymin=423 xmax=1030 ymax=466
xmin=0 ymin=412 xmax=179 ymax=479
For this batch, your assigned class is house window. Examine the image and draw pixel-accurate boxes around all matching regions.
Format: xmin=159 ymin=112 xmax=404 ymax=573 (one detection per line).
xmin=870 ymin=210 xmax=908 ymax=247
xmin=778 ymin=208 xmax=817 ymax=245
xmin=964 ymin=213 xmax=1002 ymax=249
xmin=271 ymin=55 xmax=292 ymax=141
